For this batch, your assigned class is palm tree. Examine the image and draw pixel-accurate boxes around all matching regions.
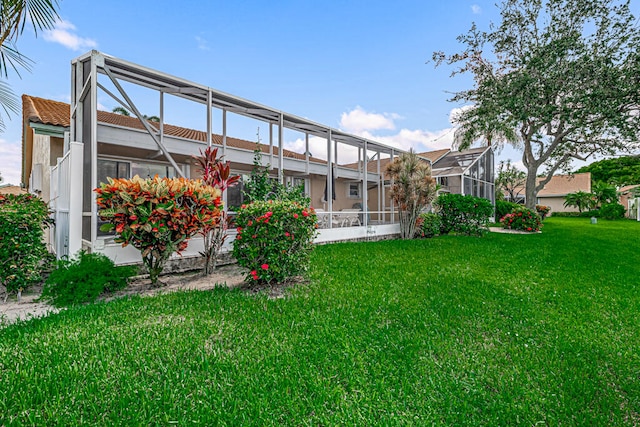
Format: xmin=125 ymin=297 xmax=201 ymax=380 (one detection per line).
xmin=112 ymin=106 xmax=159 ymax=123
xmin=564 ymin=191 xmax=595 ymax=213
xmin=591 ymin=182 xmax=617 ymax=208
xmin=0 ymin=0 xmax=60 ymax=130
xmin=386 ymin=149 xmax=437 ymax=239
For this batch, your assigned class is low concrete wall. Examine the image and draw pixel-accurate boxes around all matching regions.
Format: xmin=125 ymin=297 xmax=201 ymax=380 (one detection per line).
xmin=95 ymin=223 xmax=401 ymax=272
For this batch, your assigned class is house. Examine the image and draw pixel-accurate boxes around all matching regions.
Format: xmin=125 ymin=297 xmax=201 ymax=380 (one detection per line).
xmin=514 ymin=173 xmax=591 ymax=213
xmin=23 ymin=51 xmax=494 ymax=267
xmin=618 ymin=184 xmax=640 ymax=219
xmin=22 ymin=51 xmax=436 ymax=266
xmin=427 ymin=146 xmax=496 ymax=204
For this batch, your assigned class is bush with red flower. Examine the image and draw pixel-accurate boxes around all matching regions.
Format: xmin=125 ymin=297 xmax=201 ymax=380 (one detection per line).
xmin=535 ymin=204 xmax=550 ymax=220
xmin=500 ymin=206 xmax=543 ymax=232
xmin=95 ymin=175 xmax=222 ymax=285
xmin=232 ymin=200 xmax=317 ymax=284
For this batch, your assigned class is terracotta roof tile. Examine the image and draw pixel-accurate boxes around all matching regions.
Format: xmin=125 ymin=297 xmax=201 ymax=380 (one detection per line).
xmin=511 ymin=173 xmax=592 ymax=197
xmin=23 ymin=95 xmax=326 ymax=164
xmin=22 ymin=95 xmax=70 ymax=127
xmin=417 ymin=148 xmax=450 ymax=163
xmin=536 ymin=173 xmax=591 ymax=196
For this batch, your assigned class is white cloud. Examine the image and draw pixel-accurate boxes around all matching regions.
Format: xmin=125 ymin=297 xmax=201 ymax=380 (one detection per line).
xmin=0 ymin=138 xmax=23 ymax=186
xmin=339 ymin=106 xmax=400 ymax=134
xmin=281 ymin=106 xmax=461 ymax=166
xmin=471 ymin=4 xmax=482 ymax=14
xmin=358 ymin=128 xmax=455 ymax=153
xmin=44 ymin=19 xmax=97 ymax=51
xmin=195 ymin=35 xmax=210 ymax=51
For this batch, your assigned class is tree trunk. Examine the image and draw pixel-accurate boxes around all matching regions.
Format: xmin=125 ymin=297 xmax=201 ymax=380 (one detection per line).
xmin=524 ymin=166 xmax=538 ymax=210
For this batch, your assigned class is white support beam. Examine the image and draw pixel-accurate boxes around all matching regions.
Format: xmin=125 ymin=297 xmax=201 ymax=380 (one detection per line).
xmin=222 ymin=108 xmax=227 ymax=156
xmin=305 ymin=133 xmax=309 ymax=175
xmin=102 ymin=63 xmax=185 ymax=178
xmin=278 ymin=113 xmax=284 ymax=184
xmin=363 ymin=141 xmax=368 ymax=227
xmin=90 ymin=55 xmax=99 ymax=247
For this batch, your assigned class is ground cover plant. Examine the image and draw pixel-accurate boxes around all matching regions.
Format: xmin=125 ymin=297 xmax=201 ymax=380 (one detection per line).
xmin=0 ymin=218 xmax=639 ymax=425
xmin=41 ymin=251 xmax=136 ymax=307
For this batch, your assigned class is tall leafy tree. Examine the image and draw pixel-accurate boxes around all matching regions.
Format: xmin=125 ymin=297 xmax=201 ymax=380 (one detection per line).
xmin=576 ymin=155 xmax=640 ymax=186
xmin=433 ymin=0 xmax=640 ymax=209
xmin=0 ymin=0 xmax=60 ymax=130
xmin=496 ymin=159 xmax=525 ymax=202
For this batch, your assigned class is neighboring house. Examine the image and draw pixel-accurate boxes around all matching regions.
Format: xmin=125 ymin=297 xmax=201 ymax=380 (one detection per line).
xmin=340 ymin=146 xmax=496 ymax=214
xmin=618 ymin=184 xmax=640 ymax=219
xmin=427 ymin=146 xmax=496 ymax=204
xmin=531 ymin=173 xmax=592 ymax=213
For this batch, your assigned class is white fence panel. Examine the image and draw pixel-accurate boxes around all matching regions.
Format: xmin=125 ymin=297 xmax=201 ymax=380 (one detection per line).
xmin=629 ymin=197 xmax=640 ymax=221
xmin=51 ymin=152 xmax=71 ymax=259
xmin=49 ymin=142 xmax=83 ymax=259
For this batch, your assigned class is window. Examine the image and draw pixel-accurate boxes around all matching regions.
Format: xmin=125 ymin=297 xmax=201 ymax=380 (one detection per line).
xmin=437 ymin=176 xmax=449 ymax=187
xmin=348 ymin=182 xmax=362 ymax=198
xmin=97 ymin=159 xmax=130 ymax=185
xmin=131 ymin=161 xmax=176 ymax=179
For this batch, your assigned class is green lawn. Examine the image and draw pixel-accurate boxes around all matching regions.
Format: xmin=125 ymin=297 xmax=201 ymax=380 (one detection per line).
xmin=1 ymin=217 xmax=639 ymax=425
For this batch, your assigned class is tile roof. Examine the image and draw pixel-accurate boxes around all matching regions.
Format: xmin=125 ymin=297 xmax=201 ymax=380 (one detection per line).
xmin=536 ymin=172 xmax=591 ymax=197
xmin=417 ymin=148 xmax=450 ymax=163
xmin=618 ymin=184 xmax=640 ymax=194
xmin=0 ymin=185 xmax=26 ymax=195
xmin=22 ymin=95 xmax=70 ymax=127
xmin=22 ymin=95 xmax=325 ymax=164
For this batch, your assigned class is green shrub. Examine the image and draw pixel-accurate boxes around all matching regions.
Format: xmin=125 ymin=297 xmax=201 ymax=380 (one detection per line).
xmin=495 ymin=200 xmax=520 ymax=220
xmin=0 ymin=194 xmax=53 ymax=294
xmin=233 ymin=200 xmax=317 ymax=284
xmin=42 ymin=251 xmax=136 ymax=307
xmin=416 ymin=213 xmax=442 ymax=238
xmin=599 ymin=203 xmax=626 ymax=220
xmin=500 ymin=206 xmax=543 ymax=232
xmin=435 ymin=193 xmax=494 ymax=236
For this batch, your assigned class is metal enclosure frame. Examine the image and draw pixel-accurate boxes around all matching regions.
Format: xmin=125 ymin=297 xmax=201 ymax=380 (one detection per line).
xmin=70 ymin=50 xmax=424 ymax=253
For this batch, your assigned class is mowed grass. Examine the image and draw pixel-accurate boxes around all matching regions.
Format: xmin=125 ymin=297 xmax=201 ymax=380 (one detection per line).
xmin=1 ymin=217 xmax=639 ymax=425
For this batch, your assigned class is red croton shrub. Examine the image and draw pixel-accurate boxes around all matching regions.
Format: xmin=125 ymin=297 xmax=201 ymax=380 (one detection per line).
xmin=95 ymin=175 xmax=222 ymax=284
xmin=193 ymin=147 xmax=240 ymax=274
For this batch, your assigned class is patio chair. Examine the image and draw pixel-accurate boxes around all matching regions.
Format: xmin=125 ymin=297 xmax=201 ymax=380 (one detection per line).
xmin=335 ymin=209 xmax=362 ymax=227
xmin=315 ymin=209 xmax=330 ymax=228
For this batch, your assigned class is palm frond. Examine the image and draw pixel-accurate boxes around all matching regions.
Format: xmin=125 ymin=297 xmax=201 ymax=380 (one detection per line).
xmin=0 ymin=41 xmax=32 ymax=78
xmin=0 ymin=0 xmax=60 ymax=45
xmin=0 ymin=78 xmax=18 ymax=131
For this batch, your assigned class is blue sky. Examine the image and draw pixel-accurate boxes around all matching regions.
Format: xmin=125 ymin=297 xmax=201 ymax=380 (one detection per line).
xmin=0 ymin=0 xmax=581 ymax=185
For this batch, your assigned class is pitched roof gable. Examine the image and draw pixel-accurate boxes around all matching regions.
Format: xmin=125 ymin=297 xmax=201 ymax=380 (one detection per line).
xmin=536 ymin=172 xmax=591 ymax=197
